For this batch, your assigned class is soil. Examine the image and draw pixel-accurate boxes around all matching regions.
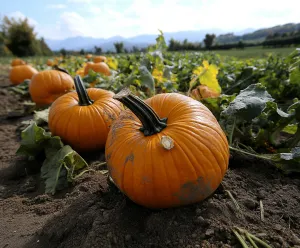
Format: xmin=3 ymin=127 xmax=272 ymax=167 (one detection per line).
xmin=0 ymin=65 xmax=300 ymax=248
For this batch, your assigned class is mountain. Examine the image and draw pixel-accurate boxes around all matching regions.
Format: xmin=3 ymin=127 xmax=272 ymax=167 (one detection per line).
xmin=45 ymin=29 xmax=226 ymax=51
xmin=216 ymin=23 xmax=300 ymax=44
xmin=45 ymin=23 xmax=300 ymax=51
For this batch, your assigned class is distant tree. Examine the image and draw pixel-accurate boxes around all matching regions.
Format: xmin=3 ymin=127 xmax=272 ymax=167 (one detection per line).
xmin=132 ymin=46 xmax=140 ymax=53
xmin=237 ymin=40 xmax=245 ymax=49
xmin=94 ymin=46 xmax=102 ymax=54
xmin=79 ymin=48 xmax=85 ymax=55
xmin=114 ymin=42 xmax=124 ymax=53
xmin=60 ymin=48 xmax=67 ymax=57
xmin=203 ymin=34 xmax=216 ymax=49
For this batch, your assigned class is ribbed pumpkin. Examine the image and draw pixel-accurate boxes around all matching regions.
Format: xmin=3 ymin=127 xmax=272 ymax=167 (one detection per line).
xmin=84 ymin=62 xmax=111 ymax=76
xmin=48 ymin=75 xmax=123 ymax=152
xmin=29 ymin=69 xmax=75 ymax=106
xmin=11 ymin=58 xmax=26 ymax=67
xmin=9 ymin=65 xmax=38 ymax=85
xmin=93 ymin=56 xmax=107 ymax=63
xmin=105 ymin=89 xmax=229 ymax=209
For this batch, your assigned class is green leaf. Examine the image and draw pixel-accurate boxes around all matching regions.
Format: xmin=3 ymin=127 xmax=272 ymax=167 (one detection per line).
xmin=139 ymin=65 xmax=155 ymax=94
xmin=33 ymin=108 xmax=50 ymax=125
xmin=16 ymin=122 xmax=53 ymax=157
xmin=41 ymin=145 xmax=88 ymax=194
xmin=221 ymin=83 xmax=274 ymax=122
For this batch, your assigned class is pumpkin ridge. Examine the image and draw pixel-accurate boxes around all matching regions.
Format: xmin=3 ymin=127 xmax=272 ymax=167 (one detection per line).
xmin=170 ymin=124 xmax=229 ymax=171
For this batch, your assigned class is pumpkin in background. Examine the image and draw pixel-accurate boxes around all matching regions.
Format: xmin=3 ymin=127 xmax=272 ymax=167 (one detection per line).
xmin=9 ymin=65 xmax=38 ymax=85
xmin=191 ymin=85 xmax=220 ymax=100
xmin=29 ymin=69 xmax=75 ymax=106
xmin=84 ymin=62 xmax=111 ymax=76
xmin=105 ymin=89 xmax=229 ymax=209
xmin=85 ymin=54 xmax=93 ymax=59
xmin=47 ymin=59 xmax=54 ymax=66
xmin=48 ymin=75 xmax=123 ymax=152
xmin=93 ymin=56 xmax=107 ymax=63
xmin=11 ymin=58 xmax=26 ymax=67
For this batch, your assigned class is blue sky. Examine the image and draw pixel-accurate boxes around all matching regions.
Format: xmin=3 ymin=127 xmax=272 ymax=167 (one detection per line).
xmin=0 ymin=0 xmax=299 ymax=40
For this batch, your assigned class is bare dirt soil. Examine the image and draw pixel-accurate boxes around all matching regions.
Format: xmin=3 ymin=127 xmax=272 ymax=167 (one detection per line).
xmin=0 ymin=66 xmax=300 ymax=248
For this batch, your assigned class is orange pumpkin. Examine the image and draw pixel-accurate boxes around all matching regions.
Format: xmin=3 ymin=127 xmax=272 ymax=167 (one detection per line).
xmin=191 ymin=85 xmax=220 ymax=100
xmin=11 ymin=58 xmax=26 ymax=67
xmin=93 ymin=56 xmax=107 ymax=63
xmin=85 ymin=54 xmax=93 ymax=59
xmin=9 ymin=65 xmax=38 ymax=85
xmin=48 ymin=75 xmax=123 ymax=152
xmin=47 ymin=59 xmax=54 ymax=66
xmin=84 ymin=62 xmax=111 ymax=76
xmin=105 ymin=89 xmax=229 ymax=209
xmin=29 ymin=69 xmax=75 ymax=106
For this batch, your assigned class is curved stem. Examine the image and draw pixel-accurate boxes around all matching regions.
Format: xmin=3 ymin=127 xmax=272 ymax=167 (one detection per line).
xmin=113 ymin=88 xmax=167 ymax=136
xmin=74 ymin=75 xmax=94 ymax=106
xmin=53 ymin=65 xmax=71 ymax=75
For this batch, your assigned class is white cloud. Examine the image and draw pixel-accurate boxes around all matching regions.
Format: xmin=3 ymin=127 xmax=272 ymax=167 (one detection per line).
xmin=7 ymin=11 xmax=38 ymax=27
xmin=47 ymin=4 xmax=67 ymax=9
xmin=39 ymin=0 xmax=300 ymax=39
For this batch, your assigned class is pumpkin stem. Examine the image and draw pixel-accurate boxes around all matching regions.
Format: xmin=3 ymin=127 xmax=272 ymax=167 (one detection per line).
xmin=53 ymin=65 xmax=71 ymax=75
xmin=74 ymin=75 xmax=94 ymax=106
xmin=113 ymin=88 xmax=167 ymax=136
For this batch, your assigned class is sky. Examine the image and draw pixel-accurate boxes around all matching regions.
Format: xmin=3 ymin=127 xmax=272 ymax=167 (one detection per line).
xmin=0 ymin=0 xmax=299 ymax=40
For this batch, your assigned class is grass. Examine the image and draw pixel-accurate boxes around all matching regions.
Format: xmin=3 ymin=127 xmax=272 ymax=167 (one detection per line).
xmin=211 ymin=46 xmax=298 ymax=59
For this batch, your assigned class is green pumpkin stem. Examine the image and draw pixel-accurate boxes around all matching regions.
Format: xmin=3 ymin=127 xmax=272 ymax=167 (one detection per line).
xmin=114 ymin=88 xmax=167 ymax=136
xmin=74 ymin=75 xmax=94 ymax=106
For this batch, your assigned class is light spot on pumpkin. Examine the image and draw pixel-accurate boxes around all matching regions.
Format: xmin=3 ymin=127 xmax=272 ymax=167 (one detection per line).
xmin=124 ymin=152 xmax=134 ymax=166
xmin=160 ymin=136 xmax=174 ymax=150
xmin=174 ymin=176 xmax=213 ymax=205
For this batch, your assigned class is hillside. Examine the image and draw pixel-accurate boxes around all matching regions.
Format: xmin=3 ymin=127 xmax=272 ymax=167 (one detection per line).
xmin=216 ymin=23 xmax=300 ymax=44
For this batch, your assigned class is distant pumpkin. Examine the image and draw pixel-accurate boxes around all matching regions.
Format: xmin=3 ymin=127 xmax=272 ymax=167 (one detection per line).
xmin=29 ymin=70 xmax=75 ymax=106
xmin=93 ymin=56 xmax=107 ymax=63
xmin=84 ymin=62 xmax=111 ymax=76
xmin=9 ymin=65 xmax=38 ymax=85
xmin=11 ymin=58 xmax=26 ymax=67
xmin=191 ymin=85 xmax=220 ymax=100
xmin=47 ymin=59 xmax=54 ymax=66
xmin=85 ymin=54 xmax=93 ymax=59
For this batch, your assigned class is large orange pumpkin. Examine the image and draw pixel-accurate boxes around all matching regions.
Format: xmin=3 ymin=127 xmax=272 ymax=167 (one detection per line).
xmin=84 ymin=62 xmax=111 ymax=76
xmin=93 ymin=56 xmax=107 ymax=63
xmin=48 ymin=75 xmax=123 ymax=152
xmin=29 ymin=69 xmax=75 ymax=106
xmin=105 ymin=89 xmax=229 ymax=209
xmin=11 ymin=58 xmax=26 ymax=67
xmin=9 ymin=65 xmax=38 ymax=85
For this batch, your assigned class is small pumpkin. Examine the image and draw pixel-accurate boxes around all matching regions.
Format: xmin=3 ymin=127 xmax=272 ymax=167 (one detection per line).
xmin=29 ymin=69 xmax=75 ymax=106
xmin=9 ymin=65 xmax=38 ymax=85
xmin=11 ymin=58 xmax=26 ymax=67
xmin=93 ymin=56 xmax=107 ymax=63
xmin=105 ymin=89 xmax=229 ymax=209
xmin=47 ymin=59 xmax=54 ymax=66
xmin=48 ymin=75 xmax=123 ymax=152
xmin=191 ymin=85 xmax=220 ymax=100
xmin=85 ymin=54 xmax=93 ymax=59
xmin=84 ymin=62 xmax=111 ymax=76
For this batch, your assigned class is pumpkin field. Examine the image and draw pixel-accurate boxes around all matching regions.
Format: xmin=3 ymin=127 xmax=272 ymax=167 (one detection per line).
xmin=0 ymin=33 xmax=300 ymax=248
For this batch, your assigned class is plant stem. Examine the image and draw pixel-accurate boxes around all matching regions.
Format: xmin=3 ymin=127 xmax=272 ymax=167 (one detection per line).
xmin=74 ymin=75 xmax=94 ymax=106
xmin=113 ymin=88 xmax=167 ymax=136
xmin=232 ymin=229 xmax=249 ymax=248
xmin=229 ymin=146 xmax=274 ymax=162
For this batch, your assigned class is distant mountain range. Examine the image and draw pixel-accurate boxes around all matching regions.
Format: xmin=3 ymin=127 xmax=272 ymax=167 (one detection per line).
xmin=45 ymin=23 xmax=299 ymax=52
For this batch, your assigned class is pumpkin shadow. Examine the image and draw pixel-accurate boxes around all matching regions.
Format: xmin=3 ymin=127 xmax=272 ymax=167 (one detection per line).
xmin=23 ymin=176 xmax=208 ymax=248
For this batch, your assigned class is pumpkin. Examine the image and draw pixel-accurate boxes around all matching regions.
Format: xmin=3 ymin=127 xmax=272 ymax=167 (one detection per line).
xmin=190 ymin=85 xmax=220 ymax=100
xmin=85 ymin=54 xmax=93 ymax=59
xmin=93 ymin=56 xmax=107 ymax=63
xmin=9 ymin=65 xmax=38 ymax=85
xmin=105 ymin=89 xmax=229 ymax=209
xmin=11 ymin=58 xmax=26 ymax=67
xmin=29 ymin=69 xmax=75 ymax=106
xmin=47 ymin=59 xmax=54 ymax=66
xmin=84 ymin=62 xmax=111 ymax=76
xmin=48 ymin=75 xmax=123 ymax=152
